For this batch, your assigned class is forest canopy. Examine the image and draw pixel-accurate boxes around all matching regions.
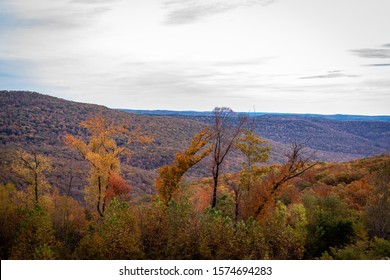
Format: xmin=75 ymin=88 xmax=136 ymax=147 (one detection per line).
xmin=1 ymin=112 xmax=389 ymax=260
xmin=1 ymin=92 xmax=389 ymax=260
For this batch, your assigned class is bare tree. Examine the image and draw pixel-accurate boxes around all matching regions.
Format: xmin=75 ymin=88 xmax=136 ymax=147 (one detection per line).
xmin=210 ymin=107 xmax=247 ymax=208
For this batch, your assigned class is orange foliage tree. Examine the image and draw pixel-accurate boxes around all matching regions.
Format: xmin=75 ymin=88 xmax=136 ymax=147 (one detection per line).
xmin=155 ymin=128 xmax=212 ymax=205
xmin=249 ymin=143 xmax=317 ymax=220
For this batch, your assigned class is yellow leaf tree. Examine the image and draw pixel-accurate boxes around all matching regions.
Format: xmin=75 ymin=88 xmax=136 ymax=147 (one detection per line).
xmin=65 ymin=115 xmax=151 ymax=217
xmin=236 ymin=128 xmax=270 ymax=191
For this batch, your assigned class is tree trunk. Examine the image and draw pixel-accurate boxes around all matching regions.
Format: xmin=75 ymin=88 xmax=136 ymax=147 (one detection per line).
xmin=102 ymin=184 xmax=109 ymax=214
xmin=97 ymin=176 xmax=104 ymax=217
xmin=34 ymin=172 xmax=38 ymax=205
xmin=211 ymin=163 xmax=219 ymax=208
xmin=234 ymin=191 xmax=240 ymax=225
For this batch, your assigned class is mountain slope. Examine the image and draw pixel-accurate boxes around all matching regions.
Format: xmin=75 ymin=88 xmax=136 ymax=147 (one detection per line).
xmin=0 ymin=91 xmax=208 ymax=200
xmin=1 ymin=90 xmax=389 ymax=201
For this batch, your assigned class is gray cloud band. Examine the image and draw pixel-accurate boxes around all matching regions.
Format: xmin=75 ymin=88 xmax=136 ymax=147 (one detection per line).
xmin=163 ymin=0 xmax=276 ymax=25
xmin=351 ymin=44 xmax=390 ymax=59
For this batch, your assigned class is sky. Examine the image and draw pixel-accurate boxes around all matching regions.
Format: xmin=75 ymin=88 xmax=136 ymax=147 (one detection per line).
xmin=0 ymin=0 xmax=390 ymax=115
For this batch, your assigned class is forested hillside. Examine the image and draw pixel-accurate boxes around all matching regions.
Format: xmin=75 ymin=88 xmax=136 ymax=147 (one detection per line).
xmin=2 ymin=91 xmax=389 ymax=199
xmin=0 ymin=90 xmax=389 ymax=260
xmin=166 ymin=114 xmax=390 ymax=162
xmin=0 ymin=91 xmax=208 ymax=199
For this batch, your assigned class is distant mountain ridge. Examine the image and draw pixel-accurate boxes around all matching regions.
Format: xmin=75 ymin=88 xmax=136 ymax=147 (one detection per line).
xmin=121 ymin=109 xmax=390 ymax=122
xmin=124 ymin=108 xmax=390 ymax=162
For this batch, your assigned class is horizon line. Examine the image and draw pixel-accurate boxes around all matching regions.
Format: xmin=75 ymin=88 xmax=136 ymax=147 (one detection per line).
xmin=2 ymin=89 xmax=389 ymax=118
xmin=119 ymin=108 xmax=390 ymax=118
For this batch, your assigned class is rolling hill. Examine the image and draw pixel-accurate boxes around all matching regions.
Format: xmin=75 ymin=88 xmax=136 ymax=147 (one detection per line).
xmin=1 ymin=90 xmax=389 ymax=202
xmin=0 ymin=91 xmax=207 ymax=200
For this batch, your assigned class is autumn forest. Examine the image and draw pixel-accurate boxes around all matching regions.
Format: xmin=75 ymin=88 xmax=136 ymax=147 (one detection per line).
xmin=0 ymin=91 xmax=389 ymax=260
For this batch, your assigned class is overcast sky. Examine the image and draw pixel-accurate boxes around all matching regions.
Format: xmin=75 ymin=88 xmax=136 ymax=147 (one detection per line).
xmin=1 ymin=0 xmax=390 ymax=115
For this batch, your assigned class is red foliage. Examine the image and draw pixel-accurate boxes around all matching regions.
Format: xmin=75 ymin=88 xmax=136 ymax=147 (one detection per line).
xmin=106 ymin=174 xmax=131 ymax=202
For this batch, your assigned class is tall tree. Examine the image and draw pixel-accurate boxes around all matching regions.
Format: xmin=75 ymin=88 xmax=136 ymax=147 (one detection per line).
xmin=12 ymin=150 xmax=52 ymax=206
xmin=155 ymin=127 xmax=212 ymax=205
xmin=65 ymin=115 xmax=151 ymax=217
xmin=210 ymin=107 xmax=246 ymax=208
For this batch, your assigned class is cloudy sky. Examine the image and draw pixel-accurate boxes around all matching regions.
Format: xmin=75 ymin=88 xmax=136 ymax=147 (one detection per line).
xmin=1 ymin=0 xmax=390 ymax=115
